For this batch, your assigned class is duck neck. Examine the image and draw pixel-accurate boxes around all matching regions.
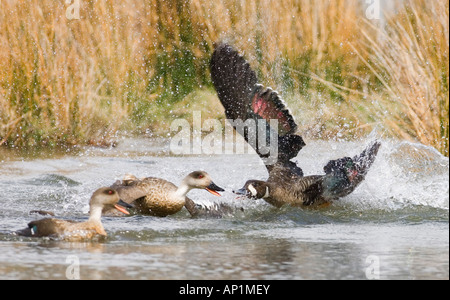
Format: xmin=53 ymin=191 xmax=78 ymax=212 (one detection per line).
xmin=88 ymin=205 xmax=103 ymax=223
xmin=174 ymin=181 xmax=192 ymax=200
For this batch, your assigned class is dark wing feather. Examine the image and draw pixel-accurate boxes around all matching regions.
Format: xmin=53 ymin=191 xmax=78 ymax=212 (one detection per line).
xmin=210 ymin=43 xmax=305 ymax=168
xmin=322 ymin=140 xmax=381 ymax=198
xmin=210 ymin=43 xmax=258 ymax=120
xmin=323 ymin=141 xmax=381 ymax=177
xmin=302 ymin=179 xmax=324 ymax=206
xmin=352 ymin=140 xmax=381 ymax=177
xmin=251 ymin=85 xmax=297 ymax=135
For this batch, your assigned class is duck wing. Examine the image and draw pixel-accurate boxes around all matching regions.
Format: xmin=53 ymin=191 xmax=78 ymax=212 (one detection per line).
xmin=16 ymin=218 xmax=73 ymax=237
xmin=110 ymin=176 xmax=175 ymax=204
xmin=210 ymin=43 xmax=305 ymax=171
xmin=184 ymin=197 xmax=237 ymax=218
xmin=322 ymin=140 xmax=381 ymax=199
xmin=110 ymin=180 xmax=149 ymax=204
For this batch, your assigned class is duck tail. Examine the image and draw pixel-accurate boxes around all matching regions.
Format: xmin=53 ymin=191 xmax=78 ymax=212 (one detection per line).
xmin=15 ymin=227 xmax=32 ymax=237
xmin=15 ymin=223 xmax=37 ymax=237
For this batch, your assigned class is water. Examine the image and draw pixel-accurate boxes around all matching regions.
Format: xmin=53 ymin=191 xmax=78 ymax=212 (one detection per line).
xmin=0 ymin=138 xmax=448 ymax=280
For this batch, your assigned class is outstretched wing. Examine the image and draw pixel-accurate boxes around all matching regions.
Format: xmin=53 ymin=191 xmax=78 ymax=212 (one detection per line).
xmin=323 ymin=141 xmax=381 ymax=177
xmin=210 ymin=43 xmax=258 ymax=121
xmin=210 ymin=43 xmax=305 ymax=169
xmin=350 ymin=140 xmax=381 ymax=183
xmin=322 ymin=140 xmax=381 ymax=198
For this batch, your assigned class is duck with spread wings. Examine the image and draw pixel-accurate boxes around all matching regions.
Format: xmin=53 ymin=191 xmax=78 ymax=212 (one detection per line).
xmin=210 ymin=43 xmax=380 ymax=208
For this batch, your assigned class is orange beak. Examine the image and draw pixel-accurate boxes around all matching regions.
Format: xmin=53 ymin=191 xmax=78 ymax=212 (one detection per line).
xmin=205 ymin=182 xmax=225 ymax=197
xmin=114 ymin=200 xmax=133 ymax=215
xmin=206 ymin=188 xmax=221 ymax=197
xmin=114 ymin=204 xmax=130 ymax=215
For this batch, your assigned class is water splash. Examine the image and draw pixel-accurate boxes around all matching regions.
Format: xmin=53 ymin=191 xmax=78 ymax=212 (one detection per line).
xmin=338 ymin=140 xmax=449 ymax=211
xmin=0 ymin=138 xmax=448 ymax=223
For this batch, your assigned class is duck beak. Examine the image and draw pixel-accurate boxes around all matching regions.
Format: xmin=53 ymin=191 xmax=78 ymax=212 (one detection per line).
xmin=114 ymin=199 xmax=134 ymax=215
xmin=233 ymin=187 xmax=247 ymax=196
xmin=205 ymin=182 xmax=225 ymax=197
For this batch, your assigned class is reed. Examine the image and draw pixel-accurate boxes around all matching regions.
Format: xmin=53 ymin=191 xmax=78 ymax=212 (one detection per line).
xmin=0 ymin=0 xmax=448 ymax=156
xmin=0 ymin=0 xmax=140 ymax=147
xmin=360 ymin=0 xmax=449 ymax=156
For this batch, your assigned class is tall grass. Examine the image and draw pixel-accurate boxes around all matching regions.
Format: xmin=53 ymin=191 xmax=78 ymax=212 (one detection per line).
xmin=360 ymin=0 xmax=449 ymax=156
xmin=0 ymin=0 xmax=153 ymax=148
xmin=0 ymin=0 xmax=448 ymax=156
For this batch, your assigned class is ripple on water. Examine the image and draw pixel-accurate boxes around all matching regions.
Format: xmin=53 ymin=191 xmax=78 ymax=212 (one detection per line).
xmin=0 ymin=139 xmax=448 ymax=279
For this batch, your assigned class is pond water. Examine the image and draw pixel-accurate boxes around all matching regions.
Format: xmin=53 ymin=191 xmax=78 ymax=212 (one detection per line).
xmin=0 ymin=138 xmax=448 ymax=280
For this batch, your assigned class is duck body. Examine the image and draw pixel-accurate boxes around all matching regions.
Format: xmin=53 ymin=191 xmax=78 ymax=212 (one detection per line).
xmin=19 ymin=218 xmax=107 ymax=241
xmin=267 ymin=175 xmax=326 ymax=208
xmin=136 ymin=178 xmax=186 ymax=216
xmin=113 ymin=177 xmax=185 ymax=217
xmin=16 ymin=187 xmax=131 ymax=241
xmin=110 ymin=171 xmax=225 ymax=217
xmin=211 ymin=43 xmax=381 ymax=208
xmin=236 ymin=141 xmax=381 ymax=208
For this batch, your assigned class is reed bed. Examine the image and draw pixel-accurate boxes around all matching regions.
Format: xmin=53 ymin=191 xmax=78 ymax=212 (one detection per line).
xmin=360 ymin=0 xmax=449 ymax=155
xmin=0 ymin=0 xmax=448 ymax=156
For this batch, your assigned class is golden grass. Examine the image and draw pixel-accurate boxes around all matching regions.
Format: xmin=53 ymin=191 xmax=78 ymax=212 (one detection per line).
xmin=0 ymin=0 xmax=149 ymax=147
xmin=362 ymin=0 xmax=449 ymax=155
xmin=0 ymin=0 xmax=448 ymax=156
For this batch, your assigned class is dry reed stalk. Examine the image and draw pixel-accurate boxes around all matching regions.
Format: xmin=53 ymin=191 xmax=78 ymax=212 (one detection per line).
xmin=360 ymin=0 xmax=449 ymax=155
xmin=0 ymin=0 xmax=447 ymax=156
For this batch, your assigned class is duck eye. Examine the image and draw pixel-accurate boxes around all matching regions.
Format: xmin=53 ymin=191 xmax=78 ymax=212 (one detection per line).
xmin=108 ymin=190 xmax=114 ymax=195
xmin=197 ymin=175 xmax=204 ymax=179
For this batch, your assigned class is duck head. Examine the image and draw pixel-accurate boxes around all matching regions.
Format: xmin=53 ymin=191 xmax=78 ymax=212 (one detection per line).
xmin=233 ymin=180 xmax=270 ymax=200
xmin=183 ymin=171 xmax=225 ymax=196
xmin=91 ymin=187 xmax=133 ymax=215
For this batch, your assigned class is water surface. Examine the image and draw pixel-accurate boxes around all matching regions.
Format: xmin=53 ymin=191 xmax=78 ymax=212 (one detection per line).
xmin=0 ymin=138 xmax=448 ymax=280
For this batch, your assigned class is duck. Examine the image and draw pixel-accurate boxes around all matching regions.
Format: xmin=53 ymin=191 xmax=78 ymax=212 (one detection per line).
xmin=109 ymin=171 xmax=226 ymax=217
xmin=234 ymin=144 xmax=380 ymax=208
xmin=16 ymin=187 xmax=133 ymax=241
xmin=210 ymin=43 xmax=381 ymax=208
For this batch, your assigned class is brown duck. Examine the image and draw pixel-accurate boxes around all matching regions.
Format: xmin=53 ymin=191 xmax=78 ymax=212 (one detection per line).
xmin=109 ymin=171 xmax=226 ymax=217
xmin=234 ymin=145 xmax=380 ymax=208
xmin=210 ymin=43 xmax=380 ymax=208
xmin=16 ymin=187 xmax=132 ymax=241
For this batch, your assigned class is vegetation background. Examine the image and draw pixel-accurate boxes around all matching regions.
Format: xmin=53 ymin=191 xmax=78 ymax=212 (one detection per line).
xmin=0 ymin=0 xmax=448 ymax=156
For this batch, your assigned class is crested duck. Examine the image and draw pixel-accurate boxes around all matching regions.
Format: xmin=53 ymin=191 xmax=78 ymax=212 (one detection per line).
xmin=210 ymin=43 xmax=381 ymax=208
xmin=109 ymin=171 xmax=226 ymax=217
xmin=16 ymin=187 xmax=132 ymax=240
